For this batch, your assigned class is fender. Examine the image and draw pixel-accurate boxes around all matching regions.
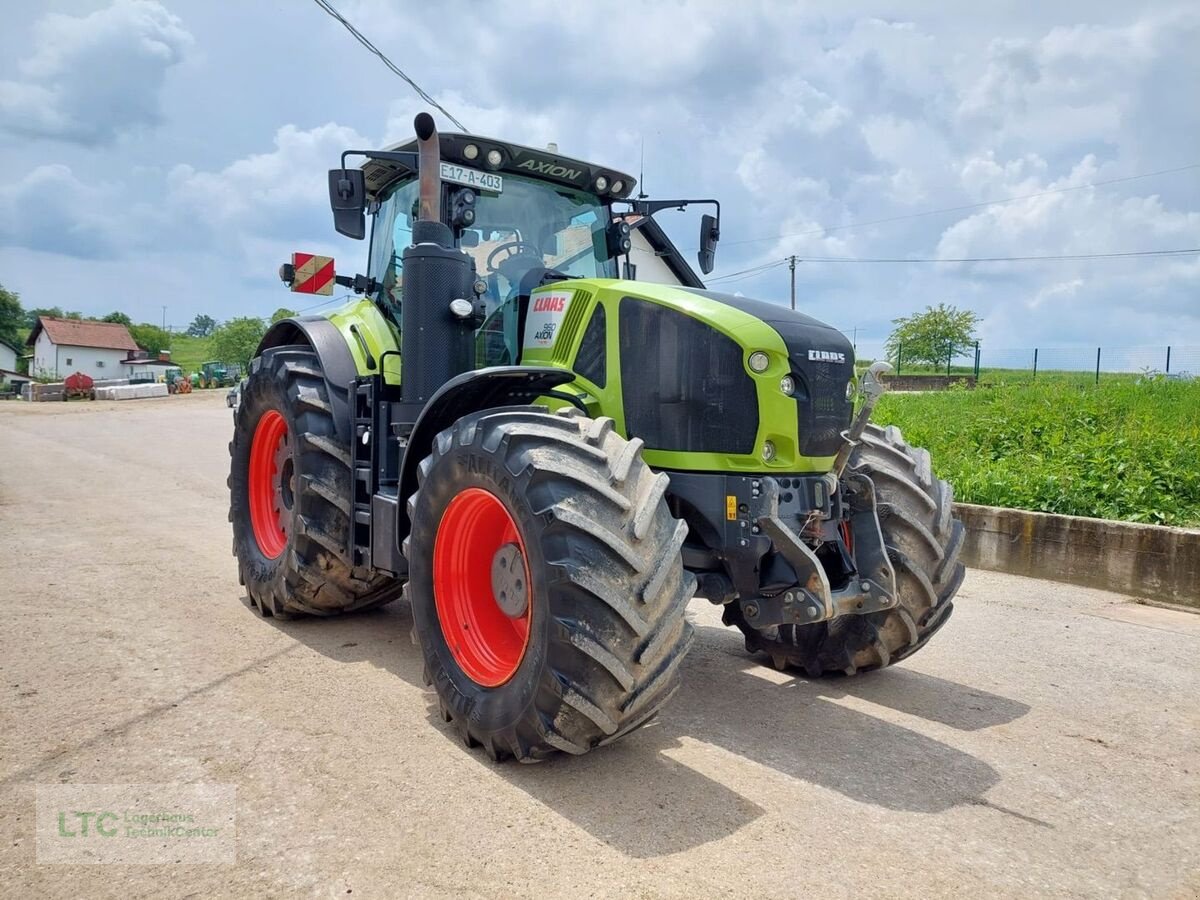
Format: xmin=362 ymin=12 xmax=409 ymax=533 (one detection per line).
xmin=257 ymin=316 xmax=358 ymax=442
xmin=395 ymin=366 xmax=576 ymax=542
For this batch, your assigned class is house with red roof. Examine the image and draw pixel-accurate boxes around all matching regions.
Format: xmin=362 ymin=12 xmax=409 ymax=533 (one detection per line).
xmin=26 ymin=317 xmax=140 ymax=381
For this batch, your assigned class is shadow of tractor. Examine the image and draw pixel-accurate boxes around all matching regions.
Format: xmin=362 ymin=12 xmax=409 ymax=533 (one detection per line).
xmin=261 ymin=598 xmax=1031 ymax=858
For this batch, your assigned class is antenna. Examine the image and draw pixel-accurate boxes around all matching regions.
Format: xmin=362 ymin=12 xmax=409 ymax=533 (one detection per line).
xmin=637 ymin=136 xmax=648 ymax=199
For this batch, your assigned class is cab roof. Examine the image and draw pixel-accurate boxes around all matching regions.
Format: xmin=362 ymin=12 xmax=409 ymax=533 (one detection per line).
xmin=362 ymin=132 xmax=637 ymax=203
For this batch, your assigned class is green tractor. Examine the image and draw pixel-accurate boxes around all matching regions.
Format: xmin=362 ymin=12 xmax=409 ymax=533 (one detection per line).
xmin=229 ymin=113 xmax=964 ymax=760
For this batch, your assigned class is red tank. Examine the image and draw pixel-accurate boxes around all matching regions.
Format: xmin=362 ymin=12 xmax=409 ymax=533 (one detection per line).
xmin=64 ymin=371 xmax=94 ymax=391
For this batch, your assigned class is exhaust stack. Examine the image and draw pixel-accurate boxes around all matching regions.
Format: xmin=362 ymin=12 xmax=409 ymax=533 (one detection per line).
xmin=397 ymin=113 xmax=475 ymax=421
xmin=414 ymin=112 xmax=442 ymax=224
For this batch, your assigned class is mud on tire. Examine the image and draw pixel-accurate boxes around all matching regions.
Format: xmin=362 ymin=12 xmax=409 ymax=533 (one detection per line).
xmin=730 ymin=423 xmax=965 ymax=675
xmin=405 ymin=406 xmax=696 ymax=762
xmin=228 ymin=345 xmax=402 ymax=617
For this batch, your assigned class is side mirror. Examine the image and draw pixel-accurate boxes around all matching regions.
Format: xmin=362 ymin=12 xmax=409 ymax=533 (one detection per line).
xmin=328 ymin=168 xmax=367 ymax=240
xmin=698 ymin=213 xmax=719 ymax=275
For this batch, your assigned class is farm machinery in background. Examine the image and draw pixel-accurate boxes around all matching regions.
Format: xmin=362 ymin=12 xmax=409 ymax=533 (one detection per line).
xmin=226 ymin=114 xmax=965 ymax=761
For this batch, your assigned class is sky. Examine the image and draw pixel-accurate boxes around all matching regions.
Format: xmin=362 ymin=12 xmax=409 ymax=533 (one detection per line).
xmin=0 ymin=0 xmax=1197 ymax=358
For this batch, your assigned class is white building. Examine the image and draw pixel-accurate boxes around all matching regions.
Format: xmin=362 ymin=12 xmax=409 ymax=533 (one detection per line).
xmin=0 ymin=339 xmax=17 ymax=373
xmin=26 ymin=317 xmax=139 ymax=381
xmin=622 ymin=215 xmax=706 ymax=288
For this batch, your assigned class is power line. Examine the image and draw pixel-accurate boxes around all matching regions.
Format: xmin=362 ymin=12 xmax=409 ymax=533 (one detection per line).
xmin=703 ymin=247 xmax=1200 ymax=283
xmin=310 ymin=0 xmax=466 ymax=131
xmin=295 ymin=292 xmax=350 ymax=316
xmin=710 ymin=163 xmax=1200 ymax=250
xmin=706 ymin=259 xmax=788 ymax=283
xmin=794 ymin=247 xmax=1200 ymax=264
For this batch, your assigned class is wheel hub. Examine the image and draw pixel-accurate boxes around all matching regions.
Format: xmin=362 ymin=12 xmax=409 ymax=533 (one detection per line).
xmin=490 ymin=542 xmax=528 ymax=618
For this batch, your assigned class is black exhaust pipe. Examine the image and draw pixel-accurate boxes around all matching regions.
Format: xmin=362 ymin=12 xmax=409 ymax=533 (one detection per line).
xmin=397 ymin=113 xmax=475 ymax=421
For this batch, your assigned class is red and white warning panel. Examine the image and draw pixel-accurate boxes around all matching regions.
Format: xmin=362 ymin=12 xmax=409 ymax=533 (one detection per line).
xmin=289 ymin=252 xmax=335 ymax=295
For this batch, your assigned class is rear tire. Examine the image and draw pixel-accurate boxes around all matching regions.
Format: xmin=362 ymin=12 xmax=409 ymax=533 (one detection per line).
xmin=405 ymin=407 xmax=695 ymax=761
xmin=228 ymin=345 xmax=402 ymax=617
xmin=731 ymin=423 xmax=964 ymax=675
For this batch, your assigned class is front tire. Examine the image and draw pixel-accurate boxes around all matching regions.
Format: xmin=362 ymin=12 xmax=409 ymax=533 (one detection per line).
xmin=405 ymin=407 xmax=695 ymax=761
xmin=228 ymin=345 xmax=401 ymax=617
xmin=731 ymin=423 xmax=965 ymax=675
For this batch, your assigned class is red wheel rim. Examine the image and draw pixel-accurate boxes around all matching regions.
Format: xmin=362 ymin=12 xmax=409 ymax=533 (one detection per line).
xmin=248 ymin=409 xmax=291 ymax=559
xmin=433 ymin=488 xmax=532 ymax=687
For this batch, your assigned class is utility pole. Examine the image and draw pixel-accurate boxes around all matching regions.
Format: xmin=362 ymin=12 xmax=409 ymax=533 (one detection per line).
xmin=161 ymin=305 xmax=167 ymax=331
xmin=788 ymin=255 xmax=797 ymax=310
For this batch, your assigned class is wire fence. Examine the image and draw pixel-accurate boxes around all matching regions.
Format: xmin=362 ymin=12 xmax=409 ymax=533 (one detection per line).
xmin=851 ymin=340 xmax=1200 ymax=383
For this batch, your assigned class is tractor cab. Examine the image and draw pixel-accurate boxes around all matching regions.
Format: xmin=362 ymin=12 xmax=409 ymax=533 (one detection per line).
xmin=364 ymin=159 xmax=619 ymax=366
xmin=328 ymin=131 xmax=718 ymax=368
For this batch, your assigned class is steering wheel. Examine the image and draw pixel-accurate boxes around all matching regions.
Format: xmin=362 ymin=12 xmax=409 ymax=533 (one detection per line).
xmin=486 ymin=239 xmax=542 ymax=274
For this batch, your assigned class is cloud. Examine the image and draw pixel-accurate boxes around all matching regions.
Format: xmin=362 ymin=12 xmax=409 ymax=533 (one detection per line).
xmin=0 ymin=165 xmax=122 ymax=258
xmin=0 ymin=0 xmax=192 ymax=145
xmin=166 ymin=122 xmax=372 ymax=281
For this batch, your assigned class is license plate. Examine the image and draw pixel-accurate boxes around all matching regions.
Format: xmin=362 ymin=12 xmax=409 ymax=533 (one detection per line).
xmin=440 ymin=163 xmax=503 ymax=193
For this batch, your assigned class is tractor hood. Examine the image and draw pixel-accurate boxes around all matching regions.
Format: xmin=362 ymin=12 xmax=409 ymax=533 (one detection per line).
xmin=522 ymin=278 xmax=856 ymax=472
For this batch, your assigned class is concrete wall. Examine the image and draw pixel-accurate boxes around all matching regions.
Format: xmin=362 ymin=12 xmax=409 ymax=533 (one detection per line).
xmin=956 ymin=503 xmax=1200 ymax=608
xmin=31 ymin=333 xmax=127 ymax=380
xmin=881 ymin=374 xmax=976 ymax=391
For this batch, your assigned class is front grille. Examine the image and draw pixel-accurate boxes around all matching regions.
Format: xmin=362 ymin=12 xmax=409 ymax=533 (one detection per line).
xmin=788 ymin=349 xmax=854 ymax=457
xmin=551 ymin=290 xmax=591 ymax=365
xmin=619 ymin=297 xmax=757 ymax=454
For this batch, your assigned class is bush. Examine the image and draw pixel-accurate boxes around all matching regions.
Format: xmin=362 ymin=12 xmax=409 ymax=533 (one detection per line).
xmin=874 ymin=380 xmax=1200 ymax=526
xmin=209 ymin=317 xmax=266 ymax=370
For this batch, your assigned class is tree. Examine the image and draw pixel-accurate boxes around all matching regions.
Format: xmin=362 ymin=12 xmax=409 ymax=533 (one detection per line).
xmin=25 ymin=306 xmax=64 ymax=328
xmin=0 ymin=283 xmax=23 ymax=350
xmin=885 ymin=303 xmax=980 ymax=371
xmin=270 ymin=307 xmax=298 ymax=324
xmin=64 ymin=311 xmax=83 ymax=320
xmin=129 ymin=323 xmax=172 ymax=356
xmin=187 ymin=314 xmax=217 ymax=337
xmin=102 ymin=311 xmax=132 ymax=325
xmin=209 ymin=317 xmax=266 ymax=370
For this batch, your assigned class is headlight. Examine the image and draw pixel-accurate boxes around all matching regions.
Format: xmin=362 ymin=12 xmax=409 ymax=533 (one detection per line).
xmin=463 ymin=143 xmax=479 ymax=160
xmin=595 ymin=175 xmax=609 ymax=192
xmin=846 ymin=379 xmax=856 ymax=401
xmin=485 ymin=149 xmax=503 ymax=168
xmin=748 ymin=351 xmax=770 ymax=373
xmin=780 ymin=375 xmax=795 ymax=396
xmin=449 ymin=298 xmax=474 ymax=319
xmin=761 ymin=441 xmax=777 ymax=462
xmin=611 ymin=179 xmax=624 ymax=195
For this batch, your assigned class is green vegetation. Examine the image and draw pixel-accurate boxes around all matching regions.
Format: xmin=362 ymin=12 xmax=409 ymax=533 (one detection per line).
xmin=187 ymin=314 xmax=217 ymax=337
xmin=886 ymin=302 xmax=980 ymax=371
xmin=169 ymin=334 xmax=211 ymax=373
xmin=210 ymin=317 xmax=267 ymax=370
xmin=128 ymin=323 xmax=173 ymax=356
xmin=874 ymin=379 xmax=1200 ymax=526
xmin=0 ymin=283 xmax=22 ymax=350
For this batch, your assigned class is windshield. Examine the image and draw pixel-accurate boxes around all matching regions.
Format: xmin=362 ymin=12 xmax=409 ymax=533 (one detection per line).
xmin=368 ymin=174 xmax=616 ymax=366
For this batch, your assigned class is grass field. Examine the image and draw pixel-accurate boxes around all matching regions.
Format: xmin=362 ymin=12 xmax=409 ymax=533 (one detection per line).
xmin=168 ymin=334 xmax=211 ymax=374
xmin=874 ymin=379 xmax=1200 ymax=527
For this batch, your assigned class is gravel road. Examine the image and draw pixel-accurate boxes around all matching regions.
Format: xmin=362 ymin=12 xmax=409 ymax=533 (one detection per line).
xmin=1 ymin=393 xmax=1197 ymax=898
